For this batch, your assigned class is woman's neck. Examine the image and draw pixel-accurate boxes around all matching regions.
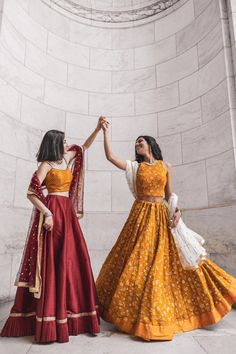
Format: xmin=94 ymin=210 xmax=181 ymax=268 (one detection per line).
xmin=143 ymin=153 xmax=155 ymax=163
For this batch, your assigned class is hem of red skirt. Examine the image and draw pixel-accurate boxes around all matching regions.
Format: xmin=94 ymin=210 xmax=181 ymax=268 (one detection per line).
xmin=100 ymin=289 xmax=236 ymax=341
xmin=0 ymin=315 xmax=36 ymax=338
xmin=1 ymin=314 xmax=100 ymax=343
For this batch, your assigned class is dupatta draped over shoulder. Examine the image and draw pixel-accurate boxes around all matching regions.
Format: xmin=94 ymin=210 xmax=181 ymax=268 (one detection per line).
xmin=15 ymin=145 xmax=84 ymax=299
xmin=125 ymin=159 xmax=207 ymax=270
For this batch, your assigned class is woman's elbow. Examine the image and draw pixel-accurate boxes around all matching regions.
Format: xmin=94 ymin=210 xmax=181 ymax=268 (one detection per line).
xmin=106 ymin=154 xmax=113 ymax=162
xmin=27 ymin=194 xmax=34 ymax=201
xmin=165 ymin=192 xmax=172 ymax=201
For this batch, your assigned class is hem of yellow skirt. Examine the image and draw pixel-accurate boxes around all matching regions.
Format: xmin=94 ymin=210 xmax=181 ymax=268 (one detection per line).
xmin=101 ymin=290 xmax=236 ymax=341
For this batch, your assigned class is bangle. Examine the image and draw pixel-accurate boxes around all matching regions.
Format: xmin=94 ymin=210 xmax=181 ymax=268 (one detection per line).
xmin=44 ymin=211 xmax=53 ymax=217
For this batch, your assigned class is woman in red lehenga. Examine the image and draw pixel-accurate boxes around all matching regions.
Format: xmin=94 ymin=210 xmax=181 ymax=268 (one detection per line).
xmin=1 ymin=117 xmax=105 ymax=343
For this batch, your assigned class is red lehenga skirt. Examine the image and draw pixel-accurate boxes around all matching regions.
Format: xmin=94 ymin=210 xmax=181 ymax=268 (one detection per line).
xmin=1 ymin=195 xmax=100 ymax=343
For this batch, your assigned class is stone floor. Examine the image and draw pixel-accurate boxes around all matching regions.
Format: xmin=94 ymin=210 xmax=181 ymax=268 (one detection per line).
xmin=0 ymin=302 xmax=236 ymax=354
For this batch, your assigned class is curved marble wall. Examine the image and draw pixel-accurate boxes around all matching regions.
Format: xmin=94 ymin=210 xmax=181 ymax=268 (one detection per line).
xmin=0 ymin=0 xmax=236 ymax=302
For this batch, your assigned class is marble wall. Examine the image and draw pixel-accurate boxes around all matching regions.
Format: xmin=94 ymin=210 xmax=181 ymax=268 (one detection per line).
xmin=0 ymin=0 xmax=236 ymax=302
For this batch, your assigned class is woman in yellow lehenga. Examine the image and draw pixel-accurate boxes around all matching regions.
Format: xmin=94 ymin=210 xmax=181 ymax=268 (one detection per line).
xmin=96 ymin=117 xmax=236 ymax=341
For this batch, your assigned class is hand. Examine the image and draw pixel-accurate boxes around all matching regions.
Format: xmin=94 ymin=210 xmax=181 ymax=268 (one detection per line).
xmin=100 ymin=116 xmax=109 ymax=132
xmin=43 ymin=215 xmax=53 ymax=232
xmin=97 ymin=116 xmax=108 ymax=131
xmin=168 ymin=208 xmax=181 ymax=229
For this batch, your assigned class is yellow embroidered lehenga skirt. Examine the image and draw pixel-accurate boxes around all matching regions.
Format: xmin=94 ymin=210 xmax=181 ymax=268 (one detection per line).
xmin=96 ymin=161 xmax=236 ymax=340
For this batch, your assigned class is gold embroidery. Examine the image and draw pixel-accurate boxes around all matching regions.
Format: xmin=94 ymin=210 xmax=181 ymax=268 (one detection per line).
xmin=33 ymin=212 xmax=44 ymax=298
xmin=67 ymin=310 xmax=97 ymax=318
xmin=14 ymin=210 xmax=44 ymax=299
xmin=15 ymin=281 xmax=30 ymax=287
xmin=10 ymin=312 xmax=36 ymax=318
xmin=96 ymin=161 xmax=236 ymax=340
xmin=36 ymin=316 xmax=55 ymax=322
xmin=9 ymin=309 xmax=98 ymax=324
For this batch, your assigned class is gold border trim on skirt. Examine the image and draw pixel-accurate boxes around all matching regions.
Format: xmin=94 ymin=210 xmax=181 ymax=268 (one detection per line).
xmin=9 ymin=308 xmax=98 ymax=324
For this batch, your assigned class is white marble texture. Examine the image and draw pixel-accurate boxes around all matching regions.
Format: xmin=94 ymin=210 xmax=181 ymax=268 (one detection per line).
xmin=14 ymin=158 xmax=37 ymax=209
xmin=0 ymin=0 xmax=236 ymax=305
xmin=68 ymin=65 xmax=111 ymax=93
xmin=197 ymin=22 xmax=225 ymax=69
xmin=193 ymin=0 xmax=212 ymax=18
xmin=172 ymin=160 xmax=208 ymax=209
xmin=201 ymin=79 xmax=230 ymax=122
xmin=65 ymin=113 xmax=102 ymax=140
xmin=44 ymin=80 xmax=88 ymax=113
xmin=184 ymin=204 xmax=236 ymax=275
xmin=112 ymin=172 xmax=134 ymax=212
xmin=179 ymin=50 xmax=227 ymax=104
xmin=0 ymin=254 xmax=12 ymax=302
xmin=90 ymin=47 xmax=134 ymax=71
xmin=0 ymin=113 xmax=42 ymax=161
xmin=0 ymin=206 xmax=31 ymax=254
xmin=89 ymin=92 xmax=135 ymax=116
xmin=0 ymin=77 xmax=21 ymax=119
xmin=155 ymin=46 xmax=198 ymax=87
xmin=70 ymin=20 xmax=112 ymax=49
xmin=84 ymin=171 xmax=111 ymax=212
xmin=135 ymin=35 xmax=176 ymax=68
xmin=206 ymin=149 xmax=236 ymax=206
xmin=16 ymin=0 xmax=30 ymax=12
xmin=135 ymin=82 xmax=179 ymax=114
xmin=176 ymin=0 xmax=220 ymax=54
xmin=0 ymin=152 xmax=16 ymax=207
xmin=154 ymin=1 xmax=194 ymax=41
xmin=47 ymin=33 xmax=90 ymax=67
xmin=87 ymin=141 xmax=134 ymax=171
xmin=25 ymin=42 xmax=68 ymax=85
xmin=28 ymin=0 xmax=70 ymax=40
xmin=112 ymin=66 xmax=156 ymax=93
xmin=111 ymin=114 xmax=158 ymax=141
xmin=111 ymin=22 xmax=154 ymax=49
xmin=21 ymin=96 xmax=66 ymax=131
xmin=0 ymin=16 xmax=26 ymax=63
xmin=0 ymin=45 xmax=45 ymax=100
xmin=3 ymin=0 xmax=47 ymax=51
xmin=182 ymin=110 xmax=233 ymax=163
xmin=158 ymin=134 xmax=182 ymax=166
xmin=86 ymin=212 xmax=127 ymax=251
xmin=89 ymin=249 xmax=109 ymax=279
xmin=9 ymin=253 xmax=22 ymax=298
xmin=158 ymin=99 xmax=202 ymax=136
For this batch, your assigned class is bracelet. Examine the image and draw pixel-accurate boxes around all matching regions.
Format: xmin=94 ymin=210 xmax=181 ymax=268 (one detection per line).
xmin=44 ymin=211 xmax=53 ymax=217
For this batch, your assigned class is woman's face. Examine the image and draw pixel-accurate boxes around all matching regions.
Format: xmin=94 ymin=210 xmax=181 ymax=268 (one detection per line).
xmin=135 ymin=137 xmax=149 ymax=156
xmin=63 ymin=138 xmax=69 ymax=153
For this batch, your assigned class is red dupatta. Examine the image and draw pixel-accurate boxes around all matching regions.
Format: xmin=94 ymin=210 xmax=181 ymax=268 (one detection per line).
xmin=15 ymin=145 xmax=84 ymax=298
xmin=68 ymin=144 xmax=84 ymax=218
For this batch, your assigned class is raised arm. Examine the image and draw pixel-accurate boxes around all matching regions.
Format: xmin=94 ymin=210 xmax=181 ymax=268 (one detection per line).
xmin=102 ymin=120 xmax=126 ymax=171
xmin=82 ymin=116 xmax=104 ymax=150
xmin=66 ymin=116 xmax=106 ymax=162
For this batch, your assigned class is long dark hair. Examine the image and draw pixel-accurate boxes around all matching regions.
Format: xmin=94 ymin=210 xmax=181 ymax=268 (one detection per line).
xmin=135 ymin=135 xmax=163 ymax=163
xmin=36 ymin=130 xmax=65 ymax=162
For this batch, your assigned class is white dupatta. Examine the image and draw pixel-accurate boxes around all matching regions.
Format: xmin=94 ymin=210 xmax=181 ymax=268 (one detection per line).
xmin=125 ymin=160 xmax=207 ymax=270
xmin=168 ymin=193 xmax=207 ymax=270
